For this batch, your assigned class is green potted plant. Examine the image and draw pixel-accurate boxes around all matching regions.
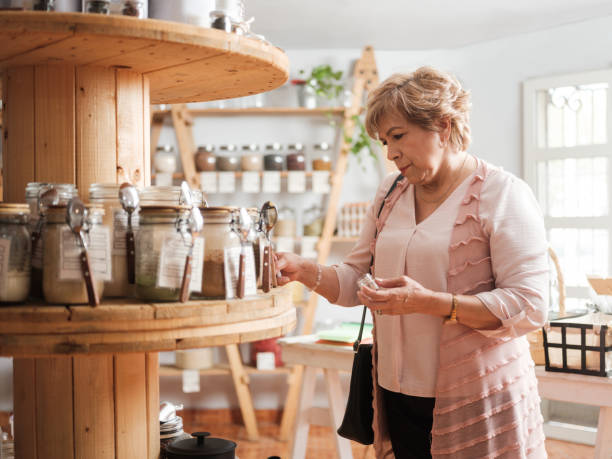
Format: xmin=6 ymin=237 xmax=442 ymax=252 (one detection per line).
xmin=292 ymin=64 xmax=345 ymax=108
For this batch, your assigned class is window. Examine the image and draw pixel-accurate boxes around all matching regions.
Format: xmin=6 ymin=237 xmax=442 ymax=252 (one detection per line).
xmin=523 ymin=69 xmax=612 ymax=311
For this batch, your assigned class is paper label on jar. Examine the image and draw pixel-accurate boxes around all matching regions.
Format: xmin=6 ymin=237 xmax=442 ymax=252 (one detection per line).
xmin=218 ymin=172 xmax=236 ymax=193
xmin=262 ymin=171 xmax=281 ymax=193
xmin=59 ymin=226 xmax=112 ymax=282
xmin=199 ymin=172 xmax=218 ymax=194
xmin=112 ymin=209 xmax=139 ymax=255
xmin=287 ymin=171 xmax=306 ymax=193
xmin=223 ymin=245 xmax=257 ymax=300
xmin=157 ymin=233 xmax=204 ymax=292
xmin=241 ymin=171 xmax=261 ymax=193
xmin=0 ymin=238 xmax=10 ymax=294
xmin=312 ymin=171 xmax=331 ymax=194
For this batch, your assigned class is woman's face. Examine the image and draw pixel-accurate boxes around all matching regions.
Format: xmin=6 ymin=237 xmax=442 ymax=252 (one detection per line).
xmin=377 ymin=113 xmax=447 ymax=185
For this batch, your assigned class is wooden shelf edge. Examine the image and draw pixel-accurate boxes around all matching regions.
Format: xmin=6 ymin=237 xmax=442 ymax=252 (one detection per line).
xmin=152 ymin=106 xmax=345 ymax=117
xmin=159 ymin=363 xmax=293 ymax=377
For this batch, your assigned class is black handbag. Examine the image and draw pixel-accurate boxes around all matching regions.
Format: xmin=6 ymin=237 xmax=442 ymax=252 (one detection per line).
xmin=336 ymin=174 xmax=405 ymax=445
xmin=336 ymin=306 xmax=374 ymax=444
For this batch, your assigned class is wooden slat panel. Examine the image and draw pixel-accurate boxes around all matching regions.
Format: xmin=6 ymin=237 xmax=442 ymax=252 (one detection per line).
xmin=13 ymin=358 xmax=37 ymax=459
xmin=143 ymin=75 xmax=151 ymax=186
xmin=76 ymin=66 xmax=117 ymax=198
xmin=73 ymin=354 xmax=115 ymax=459
xmin=2 ymin=34 xmax=152 ymax=68
xmin=35 ymin=64 xmax=76 ymax=184
xmin=145 ymin=352 xmax=159 ymax=459
xmin=3 ymin=66 xmax=34 ymax=202
xmin=0 ymin=30 xmax=71 ymax=62
xmin=35 ymin=357 xmax=74 ymax=459
xmin=115 ymin=68 xmax=144 ymax=187
xmin=114 ymin=353 xmax=147 ymax=458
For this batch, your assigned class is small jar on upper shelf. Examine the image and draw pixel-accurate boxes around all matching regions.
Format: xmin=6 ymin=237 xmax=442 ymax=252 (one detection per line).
xmin=312 ymin=142 xmax=333 ymax=171
xmin=263 ymin=143 xmax=284 ymax=171
xmin=194 ymin=145 xmax=216 ymax=172
xmin=241 ymin=144 xmax=263 ymax=171
xmin=216 ymin=144 xmax=240 ymax=171
xmin=286 ymin=143 xmax=306 ymax=171
xmin=0 ymin=204 xmax=31 ymax=303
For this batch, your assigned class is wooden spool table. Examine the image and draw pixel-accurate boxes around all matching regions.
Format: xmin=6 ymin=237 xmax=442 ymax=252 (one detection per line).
xmin=0 ymin=11 xmax=290 ymax=459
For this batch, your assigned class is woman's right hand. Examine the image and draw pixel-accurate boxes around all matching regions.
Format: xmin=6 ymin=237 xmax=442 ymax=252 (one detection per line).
xmin=274 ymin=252 xmax=307 ymax=286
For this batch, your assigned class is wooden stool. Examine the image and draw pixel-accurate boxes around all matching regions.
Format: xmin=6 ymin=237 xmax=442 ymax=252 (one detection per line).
xmin=535 ymin=366 xmax=612 ymax=458
xmin=279 ymin=335 xmax=355 ymax=459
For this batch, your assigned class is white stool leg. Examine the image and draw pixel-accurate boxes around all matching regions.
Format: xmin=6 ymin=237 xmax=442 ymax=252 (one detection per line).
xmin=595 ymin=406 xmax=612 ymax=459
xmin=291 ymin=366 xmax=318 ymax=459
xmin=324 ymin=368 xmax=353 ymax=459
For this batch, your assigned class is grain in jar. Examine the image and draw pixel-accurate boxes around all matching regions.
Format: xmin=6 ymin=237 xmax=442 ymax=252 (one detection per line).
xmin=241 ymin=144 xmax=263 ymax=171
xmin=312 ymin=142 xmax=332 ymax=171
xmin=42 ymin=205 xmax=106 ymax=304
xmin=286 ymin=143 xmax=305 ymax=171
xmin=135 ymin=206 xmax=191 ymax=301
xmin=194 ymin=145 xmax=216 ymax=172
xmin=192 ymin=207 xmax=241 ymax=299
xmin=89 ymin=183 xmax=134 ymax=298
xmin=216 ymin=144 xmax=240 ymax=171
xmin=0 ymin=204 xmax=31 ymax=303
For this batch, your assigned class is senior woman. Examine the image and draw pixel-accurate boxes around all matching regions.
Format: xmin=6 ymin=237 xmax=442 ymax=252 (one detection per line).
xmin=276 ymin=67 xmax=549 ymax=458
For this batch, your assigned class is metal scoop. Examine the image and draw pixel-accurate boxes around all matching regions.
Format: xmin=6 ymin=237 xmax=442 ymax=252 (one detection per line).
xmin=118 ymin=183 xmax=139 ymax=284
xmin=66 ymin=197 xmax=99 ymax=306
xmin=259 ymin=201 xmax=278 ymax=291
xmin=31 ymin=186 xmax=59 ymax=258
xmin=178 ymin=181 xmax=204 ymax=302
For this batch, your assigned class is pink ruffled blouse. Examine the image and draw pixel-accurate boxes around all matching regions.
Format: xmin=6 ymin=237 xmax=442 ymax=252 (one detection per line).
xmin=333 ymin=158 xmax=549 ymax=458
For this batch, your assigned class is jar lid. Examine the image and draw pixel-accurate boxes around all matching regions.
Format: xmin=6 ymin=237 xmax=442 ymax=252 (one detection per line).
xmin=25 ymin=182 xmax=77 ymax=199
xmin=241 ymin=144 xmax=259 ymax=152
xmin=89 ymin=183 xmax=123 ymax=200
xmin=264 ymin=142 xmax=283 ymax=152
xmin=218 ymin=144 xmax=237 ymax=152
xmin=197 ymin=144 xmax=215 ymax=152
xmin=0 ymin=203 xmax=30 ymax=215
xmin=314 ymin=142 xmax=330 ymax=151
xmin=139 ymin=205 xmax=190 ymax=213
xmin=165 ymin=432 xmax=236 ymax=458
xmin=287 ymin=143 xmax=304 ymax=150
xmin=140 ymin=186 xmax=203 ymax=206
xmin=156 ymin=145 xmax=175 ymax=153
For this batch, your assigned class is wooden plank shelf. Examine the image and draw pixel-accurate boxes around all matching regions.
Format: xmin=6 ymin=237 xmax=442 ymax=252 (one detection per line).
xmin=151 ymin=170 xmax=321 ymax=180
xmin=152 ymin=106 xmax=345 ymax=117
xmin=159 ymin=363 xmax=293 ymax=377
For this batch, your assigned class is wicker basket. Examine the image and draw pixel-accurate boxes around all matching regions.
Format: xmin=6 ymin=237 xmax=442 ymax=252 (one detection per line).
xmin=528 ymin=247 xmax=565 ymax=365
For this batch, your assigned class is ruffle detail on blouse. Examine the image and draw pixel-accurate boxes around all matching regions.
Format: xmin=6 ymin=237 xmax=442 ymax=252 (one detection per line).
xmin=454 ymin=213 xmax=481 ymax=226
xmin=457 ymin=278 xmax=495 ymax=295
xmin=462 ymin=193 xmax=481 ymax=205
xmin=432 ymin=378 xmax=540 ymax=436
xmin=448 ymin=256 xmax=491 ymax=277
xmin=432 ymin=396 xmax=543 ymax=456
xmin=434 ymin=361 xmax=535 ymax=415
xmin=471 ymin=173 xmax=485 ymax=185
xmin=449 ymin=235 xmax=488 ymax=250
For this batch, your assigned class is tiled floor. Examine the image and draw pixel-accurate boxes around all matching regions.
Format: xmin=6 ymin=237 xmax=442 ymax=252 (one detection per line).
xmin=0 ymin=410 xmax=596 ymax=458
xmin=181 ymin=409 xmax=596 ymax=459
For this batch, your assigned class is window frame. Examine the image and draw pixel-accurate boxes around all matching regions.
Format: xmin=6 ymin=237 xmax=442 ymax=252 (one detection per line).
xmin=523 ymin=68 xmax=612 ymax=301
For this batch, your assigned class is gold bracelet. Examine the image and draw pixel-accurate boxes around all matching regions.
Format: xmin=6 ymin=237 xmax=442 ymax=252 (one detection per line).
xmin=310 ymin=263 xmax=322 ymax=292
xmin=445 ymin=294 xmax=458 ymax=323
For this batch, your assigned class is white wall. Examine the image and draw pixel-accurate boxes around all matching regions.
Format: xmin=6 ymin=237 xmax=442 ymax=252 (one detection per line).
xmin=2 ymin=14 xmax=612 ymax=412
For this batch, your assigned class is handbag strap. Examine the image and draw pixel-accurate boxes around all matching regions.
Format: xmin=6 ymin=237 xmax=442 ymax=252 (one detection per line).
xmin=354 ymin=174 xmax=405 ymax=353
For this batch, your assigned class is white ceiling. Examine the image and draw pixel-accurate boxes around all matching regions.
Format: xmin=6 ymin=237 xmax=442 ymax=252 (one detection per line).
xmin=246 ymin=0 xmax=612 ymax=50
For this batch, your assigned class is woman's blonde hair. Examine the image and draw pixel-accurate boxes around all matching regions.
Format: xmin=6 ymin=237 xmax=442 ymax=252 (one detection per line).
xmin=365 ymin=67 xmax=472 ymax=151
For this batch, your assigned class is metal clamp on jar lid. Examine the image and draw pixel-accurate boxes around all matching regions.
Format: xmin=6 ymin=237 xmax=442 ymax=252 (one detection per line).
xmin=0 ymin=204 xmax=31 ymax=303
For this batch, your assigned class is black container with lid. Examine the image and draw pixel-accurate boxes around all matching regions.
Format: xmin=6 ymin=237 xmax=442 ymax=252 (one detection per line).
xmin=165 ymin=432 xmax=237 ymax=459
xmin=263 ymin=143 xmax=284 ymax=171
xmin=286 ymin=143 xmax=305 ymax=171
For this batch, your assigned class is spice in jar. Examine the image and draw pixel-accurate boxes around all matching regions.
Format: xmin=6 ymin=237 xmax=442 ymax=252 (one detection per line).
xmin=135 ymin=206 xmax=191 ymax=301
xmin=312 ymin=142 xmax=332 ymax=171
xmin=121 ymin=0 xmax=146 ymax=18
xmin=216 ymin=144 xmax=240 ymax=171
xmin=83 ymin=0 xmax=111 ymax=14
xmin=42 ymin=205 xmax=107 ymax=304
xmin=286 ymin=143 xmax=305 ymax=171
xmin=0 ymin=204 xmax=31 ymax=303
xmin=192 ymin=207 xmax=241 ymax=299
xmin=89 ymin=183 xmax=135 ymax=298
xmin=194 ymin=145 xmax=216 ymax=172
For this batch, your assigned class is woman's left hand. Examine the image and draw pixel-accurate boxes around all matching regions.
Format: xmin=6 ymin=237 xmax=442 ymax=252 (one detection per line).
xmin=357 ymin=275 xmax=431 ymax=316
